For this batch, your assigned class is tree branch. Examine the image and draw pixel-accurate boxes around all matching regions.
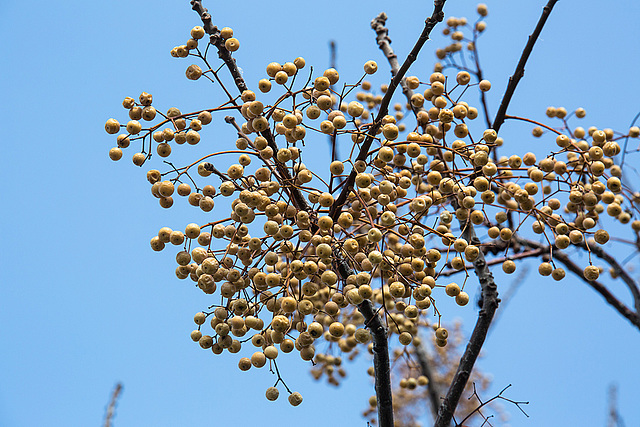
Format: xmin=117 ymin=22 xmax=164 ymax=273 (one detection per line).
xmin=491 ymin=0 xmax=559 ymax=133
xmin=103 ymin=383 xmax=123 ymax=427
xmin=413 ymin=340 xmax=443 ymax=421
xmin=329 ymin=0 xmax=447 ymax=223
xmin=434 ymin=220 xmax=500 ymax=427
xmin=191 ymin=0 xmax=313 ymax=216
xmin=335 ymin=250 xmax=393 ymax=427
xmin=190 ymin=0 xmax=248 ymax=93
xmin=370 ymin=13 xmax=425 ymax=117
xmin=583 ymin=240 xmax=640 ymax=315
xmin=432 ymin=5 xmax=562 ymax=416
xmin=520 ymin=237 xmax=640 ymax=331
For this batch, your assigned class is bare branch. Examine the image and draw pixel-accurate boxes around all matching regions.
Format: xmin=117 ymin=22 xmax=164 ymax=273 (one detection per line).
xmin=492 ymin=0 xmax=559 ymax=133
xmin=521 ymin=237 xmax=640 ymax=331
xmin=413 ymin=340 xmax=444 ymax=420
xmin=103 ymin=383 xmax=123 ymax=427
xmin=583 ymin=240 xmax=640 ymax=315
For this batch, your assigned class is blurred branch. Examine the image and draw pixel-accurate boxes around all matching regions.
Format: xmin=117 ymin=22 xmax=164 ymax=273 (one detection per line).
xmin=607 ymin=383 xmax=626 ymax=427
xmin=103 ymin=383 xmax=123 ymax=427
xmin=491 ymin=264 xmax=530 ymax=330
xmin=583 ymin=240 xmax=640 ymax=315
xmin=413 ymin=340 xmax=444 ymax=420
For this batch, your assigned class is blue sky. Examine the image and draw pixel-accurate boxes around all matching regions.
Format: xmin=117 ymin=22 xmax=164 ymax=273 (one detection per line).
xmin=2 ymin=0 xmax=640 ymax=426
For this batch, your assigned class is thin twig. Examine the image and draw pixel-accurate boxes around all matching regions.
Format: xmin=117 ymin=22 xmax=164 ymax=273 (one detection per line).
xmin=103 ymin=383 xmax=123 ymax=427
xmin=583 ymin=240 xmax=640 ymax=315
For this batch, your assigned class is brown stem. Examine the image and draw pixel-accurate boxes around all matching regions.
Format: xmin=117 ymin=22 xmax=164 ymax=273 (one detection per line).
xmin=434 ymin=220 xmax=500 ymax=427
xmin=335 ymin=250 xmax=393 ymax=427
xmin=521 ymin=237 xmax=640 ymax=331
xmin=329 ymin=0 xmax=447 ymax=223
xmin=492 ymin=0 xmax=559 ymax=133
xmin=103 ymin=383 xmax=123 ymax=427
xmin=583 ymin=240 xmax=640 ymax=315
xmin=370 ymin=13 xmax=425 ymax=117
xmin=191 ymin=0 xmax=248 ymax=93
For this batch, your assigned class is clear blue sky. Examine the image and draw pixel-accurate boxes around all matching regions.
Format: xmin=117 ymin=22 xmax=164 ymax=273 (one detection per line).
xmin=2 ymin=0 xmax=640 ymax=426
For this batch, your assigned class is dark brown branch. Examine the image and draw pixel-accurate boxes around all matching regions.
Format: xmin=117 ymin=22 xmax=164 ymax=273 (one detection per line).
xmin=192 ymin=0 xmax=313 ymax=217
xmin=335 ymin=251 xmax=393 ymax=427
xmin=103 ymin=383 xmax=123 ymax=427
xmin=491 ymin=0 xmax=558 ymax=133
xmin=329 ymin=0 xmax=447 ymax=223
xmin=521 ymin=237 xmax=640 ymax=331
xmin=191 ymin=0 xmax=247 ymax=93
xmin=192 ymin=4 xmax=395 ymax=423
xmin=434 ymin=220 xmax=500 ymax=427
xmin=370 ymin=13 xmax=425 ymax=116
xmin=583 ymin=240 xmax=640 ymax=315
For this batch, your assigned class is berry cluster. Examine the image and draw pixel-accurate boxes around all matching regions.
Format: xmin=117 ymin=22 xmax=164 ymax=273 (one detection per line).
xmin=105 ymin=1 xmax=640 ymax=418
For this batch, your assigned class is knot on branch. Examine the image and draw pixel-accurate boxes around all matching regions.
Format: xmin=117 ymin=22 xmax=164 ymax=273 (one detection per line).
xmin=370 ymin=12 xmax=388 ymax=29
xmin=371 ymin=12 xmax=392 ymax=47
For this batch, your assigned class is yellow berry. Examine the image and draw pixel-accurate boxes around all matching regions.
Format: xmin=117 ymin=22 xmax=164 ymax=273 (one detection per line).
xmin=445 ymin=283 xmax=460 ymax=296
xmin=225 ymin=38 xmax=240 ymax=52
xmin=186 ymin=64 xmax=203 ymax=80
xmin=191 ymin=26 xmax=205 ymax=39
xmin=479 ymin=80 xmax=491 ymax=91
xmin=220 ymin=27 xmax=233 ymax=40
xmin=105 ymin=118 xmax=120 ymax=134
xmin=109 ymin=147 xmax=123 ymax=161
xmin=288 ymin=392 xmax=303 ymax=406
xmin=265 ymin=387 xmax=279 ymax=401
xmin=364 ymin=60 xmax=378 ymax=74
